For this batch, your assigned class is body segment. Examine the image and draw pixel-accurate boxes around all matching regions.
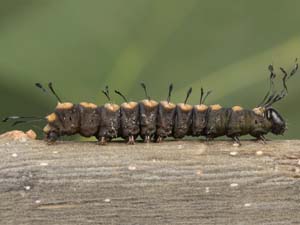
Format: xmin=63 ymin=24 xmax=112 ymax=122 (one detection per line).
xmin=139 ymin=100 xmax=158 ymax=142
xmin=173 ymin=103 xmax=193 ymax=139
xmin=156 ymin=101 xmax=176 ymax=142
xmin=98 ymin=103 xmax=120 ymax=144
xmin=192 ymin=104 xmax=208 ymax=137
xmin=78 ymin=102 xmax=101 ymax=138
xmin=119 ymin=102 xmax=140 ymax=144
xmin=205 ymin=105 xmax=230 ymax=138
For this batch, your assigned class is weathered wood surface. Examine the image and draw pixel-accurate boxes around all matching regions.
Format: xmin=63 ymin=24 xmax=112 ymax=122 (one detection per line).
xmin=0 ymin=138 xmax=300 ymax=225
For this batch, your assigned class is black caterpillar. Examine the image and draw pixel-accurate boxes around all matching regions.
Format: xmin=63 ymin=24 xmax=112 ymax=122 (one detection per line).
xmin=3 ymin=59 xmax=298 ymax=145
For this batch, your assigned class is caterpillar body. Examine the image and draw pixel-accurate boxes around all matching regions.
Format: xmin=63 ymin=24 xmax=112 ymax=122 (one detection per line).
xmin=3 ymin=60 xmax=298 ymax=145
xmin=40 ymin=100 xmax=280 ymax=145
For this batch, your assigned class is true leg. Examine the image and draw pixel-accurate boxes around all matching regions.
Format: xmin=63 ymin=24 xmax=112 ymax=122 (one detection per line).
xmin=257 ymin=135 xmax=267 ymax=144
xmin=232 ymin=136 xmax=241 ymax=146
xmin=46 ymin=132 xmax=58 ymax=145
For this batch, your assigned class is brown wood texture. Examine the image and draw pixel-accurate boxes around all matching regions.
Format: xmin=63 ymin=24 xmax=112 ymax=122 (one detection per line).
xmin=0 ymin=138 xmax=300 ymax=225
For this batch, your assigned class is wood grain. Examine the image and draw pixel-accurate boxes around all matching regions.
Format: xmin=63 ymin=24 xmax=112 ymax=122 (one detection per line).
xmin=0 ymin=138 xmax=300 ymax=225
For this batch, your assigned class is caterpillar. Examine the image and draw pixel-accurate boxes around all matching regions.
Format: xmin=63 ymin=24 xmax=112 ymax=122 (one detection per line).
xmin=3 ymin=59 xmax=298 ymax=146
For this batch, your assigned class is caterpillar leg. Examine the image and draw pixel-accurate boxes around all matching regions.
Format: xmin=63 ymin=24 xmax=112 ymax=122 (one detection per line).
xmin=144 ymin=135 xmax=151 ymax=143
xmin=46 ymin=132 xmax=58 ymax=145
xmin=127 ymin=135 xmax=135 ymax=145
xmin=155 ymin=136 xmax=163 ymax=143
xmin=257 ymin=135 xmax=267 ymax=144
xmin=232 ymin=136 xmax=241 ymax=146
xmin=97 ymin=136 xmax=107 ymax=145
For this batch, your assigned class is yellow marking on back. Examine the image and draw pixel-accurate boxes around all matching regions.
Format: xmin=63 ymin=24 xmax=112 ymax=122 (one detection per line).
xmin=140 ymin=99 xmax=158 ymax=108
xmin=253 ymin=107 xmax=265 ymax=116
xmin=177 ymin=103 xmax=193 ymax=111
xmin=104 ymin=103 xmax=120 ymax=112
xmin=56 ymin=102 xmax=74 ymax=110
xmin=232 ymin=106 xmax=243 ymax=112
xmin=46 ymin=113 xmax=57 ymax=122
xmin=210 ymin=104 xmax=222 ymax=111
xmin=80 ymin=102 xmax=98 ymax=109
xmin=194 ymin=104 xmax=208 ymax=112
xmin=160 ymin=101 xmax=176 ymax=109
xmin=121 ymin=101 xmax=138 ymax=109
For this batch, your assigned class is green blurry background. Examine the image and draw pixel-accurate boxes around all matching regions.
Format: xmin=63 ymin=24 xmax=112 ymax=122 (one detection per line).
xmin=0 ymin=0 xmax=299 ymax=139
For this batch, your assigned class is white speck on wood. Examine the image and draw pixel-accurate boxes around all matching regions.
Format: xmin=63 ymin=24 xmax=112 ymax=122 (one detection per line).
xmin=232 ymin=143 xmax=240 ymax=147
xmin=230 ymin=151 xmax=238 ymax=156
xmin=12 ymin=153 xmax=18 ymax=157
xmin=128 ymin=165 xmax=136 ymax=171
xmin=40 ymin=162 xmax=48 ymax=166
xmin=24 ymin=186 xmax=31 ymax=191
xmin=104 ymin=198 xmax=111 ymax=203
xmin=196 ymin=170 xmax=203 ymax=176
xmin=230 ymin=183 xmax=239 ymax=187
xmin=256 ymin=150 xmax=263 ymax=156
xmin=205 ymin=187 xmax=210 ymax=193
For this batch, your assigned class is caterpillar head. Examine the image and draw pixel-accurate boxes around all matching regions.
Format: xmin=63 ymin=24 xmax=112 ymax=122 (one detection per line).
xmin=256 ymin=59 xmax=298 ymax=134
xmin=256 ymin=59 xmax=299 ymax=135
xmin=266 ymin=108 xmax=286 ymax=135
